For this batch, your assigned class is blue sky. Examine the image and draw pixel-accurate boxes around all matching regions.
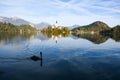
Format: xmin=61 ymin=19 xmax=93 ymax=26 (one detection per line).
xmin=0 ymin=0 xmax=120 ymax=27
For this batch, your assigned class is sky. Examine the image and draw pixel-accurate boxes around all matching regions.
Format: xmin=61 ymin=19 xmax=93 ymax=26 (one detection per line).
xmin=0 ymin=0 xmax=120 ymax=27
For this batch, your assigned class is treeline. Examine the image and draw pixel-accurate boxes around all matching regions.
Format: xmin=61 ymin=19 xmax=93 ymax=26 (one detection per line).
xmin=72 ymin=21 xmax=110 ymax=33
xmin=41 ymin=26 xmax=70 ymax=37
xmin=72 ymin=25 xmax=120 ymax=44
xmin=0 ymin=22 xmax=36 ymax=33
xmin=101 ymin=25 xmax=120 ymax=41
xmin=112 ymin=25 xmax=120 ymax=41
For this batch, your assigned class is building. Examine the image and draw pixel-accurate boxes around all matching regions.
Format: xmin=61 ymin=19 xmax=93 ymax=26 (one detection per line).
xmin=52 ymin=21 xmax=61 ymax=29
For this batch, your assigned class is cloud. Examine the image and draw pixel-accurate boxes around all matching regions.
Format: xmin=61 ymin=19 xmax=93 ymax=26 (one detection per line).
xmin=0 ymin=0 xmax=120 ymax=26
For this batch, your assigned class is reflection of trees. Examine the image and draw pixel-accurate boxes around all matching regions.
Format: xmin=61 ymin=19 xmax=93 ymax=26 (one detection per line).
xmin=100 ymin=25 xmax=120 ymax=42
xmin=112 ymin=33 xmax=120 ymax=42
xmin=72 ymin=25 xmax=120 ymax=44
xmin=101 ymin=33 xmax=120 ymax=42
xmin=72 ymin=33 xmax=109 ymax=44
xmin=0 ymin=22 xmax=37 ymax=43
xmin=72 ymin=30 xmax=120 ymax=44
xmin=0 ymin=32 xmax=36 ymax=44
xmin=111 ymin=25 xmax=120 ymax=41
xmin=42 ymin=32 xmax=69 ymax=38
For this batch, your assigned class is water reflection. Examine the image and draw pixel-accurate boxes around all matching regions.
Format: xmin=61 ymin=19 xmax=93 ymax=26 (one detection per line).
xmin=0 ymin=32 xmax=120 ymax=80
xmin=71 ymin=33 xmax=109 ymax=44
xmin=41 ymin=31 xmax=120 ymax=44
xmin=0 ymin=32 xmax=36 ymax=45
xmin=0 ymin=32 xmax=120 ymax=45
xmin=71 ymin=32 xmax=120 ymax=44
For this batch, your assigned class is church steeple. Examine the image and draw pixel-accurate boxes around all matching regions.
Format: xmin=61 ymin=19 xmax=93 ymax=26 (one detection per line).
xmin=56 ymin=21 xmax=58 ymax=24
xmin=55 ymin=21 xmax=58 ymax=28
xmin=52 ymin=21 xmax=59 ymax=28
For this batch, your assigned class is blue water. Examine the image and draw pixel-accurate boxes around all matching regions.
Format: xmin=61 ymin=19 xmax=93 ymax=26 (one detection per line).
xmin=0 ymin=33 xmax=120 ymax=80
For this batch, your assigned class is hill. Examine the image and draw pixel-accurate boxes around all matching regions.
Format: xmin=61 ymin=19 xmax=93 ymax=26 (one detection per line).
xmin=68 ymin=25 xmax=80 ymax=30
xmin=72 ymin=21 xmax=110 ymax=33
xmin=0 ymin=22 xmax=36 ymax=33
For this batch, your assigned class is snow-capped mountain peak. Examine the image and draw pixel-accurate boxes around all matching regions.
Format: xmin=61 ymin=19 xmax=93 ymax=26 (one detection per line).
xmin=11 ymin=16 xmax=19 ymax=20
xmin=0 ymin=16 xmax=30 ymax=25
xmin=0 ymin=16 xmax=51 ymax=29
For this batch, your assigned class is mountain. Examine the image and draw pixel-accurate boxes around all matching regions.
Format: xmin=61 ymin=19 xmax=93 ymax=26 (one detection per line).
xmin=35 ymin=22 xmax=50 ymax=29
xmin=68 ymin=25 xmax=80 ymax=30
xmin=0 ymin=16 xmax=31 ymax=25
xmin=72 ymin=21 xmax=110 ymax=33
xmin=71 ymin=21 xmax=120 ymax=43
xmin=0 ymin=16 xmax=50 ymax=29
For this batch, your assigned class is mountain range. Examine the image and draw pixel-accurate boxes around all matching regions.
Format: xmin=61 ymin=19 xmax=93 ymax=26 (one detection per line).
xmin=0 ymin=16 xmax=30 ymax=25
xmin=0 ymin=16 xmax=78 ymax=29
xmin=0 ymin=16 xmax=119 ymax=32
xmin=35 ymin=22 xmax=50 ymax=29
xmin=0 ymin=16 xmax=50 ymax=29
xmin=68 ymin=25 xmax=80 ymax=30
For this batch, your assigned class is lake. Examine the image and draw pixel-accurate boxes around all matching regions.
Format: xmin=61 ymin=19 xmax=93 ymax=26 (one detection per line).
xmin=0 ymin=32 xmax=120 ymax=80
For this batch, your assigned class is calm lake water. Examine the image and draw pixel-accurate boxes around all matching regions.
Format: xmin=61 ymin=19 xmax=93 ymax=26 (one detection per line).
xmin=0 ymin=32 xmax=120 ymax=80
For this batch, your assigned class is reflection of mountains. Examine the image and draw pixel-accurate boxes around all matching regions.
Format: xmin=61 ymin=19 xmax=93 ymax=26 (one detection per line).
xmin=72 ymin=32 xmax=120 ymax=44
xmin=71 ymin=33 xmax=109 ymax=44
xmin=34 ymin=33 xmax=50 ymax=41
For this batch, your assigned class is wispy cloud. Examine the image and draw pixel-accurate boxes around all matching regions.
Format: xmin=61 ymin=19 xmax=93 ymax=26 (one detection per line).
xmin=0 ymin=0 xmax=120 ymax=26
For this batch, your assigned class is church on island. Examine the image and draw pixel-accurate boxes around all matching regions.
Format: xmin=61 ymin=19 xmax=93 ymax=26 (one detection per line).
xmin=51 ymin=21 xmax=62 ymax=29
xmin=51 ymin=21 xmax=62 ymax=43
